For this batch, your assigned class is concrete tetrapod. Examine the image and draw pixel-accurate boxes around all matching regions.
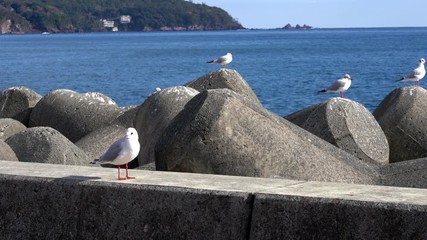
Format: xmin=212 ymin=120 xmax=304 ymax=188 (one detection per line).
xmin=155 ymin=89 xmax=377 ymax=184
xmin=286 ymin=97 xmax=389 ymax=165
xmin=6 ymin=126 xmax=89 ymax=165
xmin=185 ymin=68 xmax=262 ymax=106
xmin=0 ymin=140 xmax=18 ymax=161
xmin=134 ymin=86 xmax=199 ymax=166
xmin=373 ymin=86 xmax=427 ymax=162
xmin=0 ymin=118 xmax=27 ymax=141
xmin=75 ymin=124 xmax=126 ymax=163
xmin=0 ymin=86 xmax=42 ymax=125
xmin=29 ymin=89 xmax=123 ymax=142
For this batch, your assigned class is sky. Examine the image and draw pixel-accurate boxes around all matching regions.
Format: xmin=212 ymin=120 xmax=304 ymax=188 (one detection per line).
xmin=192 ymin=0 xmax=427 ymax=29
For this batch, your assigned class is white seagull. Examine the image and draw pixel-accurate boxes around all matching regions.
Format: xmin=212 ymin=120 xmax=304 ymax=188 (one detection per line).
xmin=399 ymin=58 xmax=426 ymax=86
xmin=207 ymin=52 xmax=232 ymax=68
xmin=91 ymin=127 xmax=141 ymax=180
xmin=319 ymin=74 xmax=352 ymax=98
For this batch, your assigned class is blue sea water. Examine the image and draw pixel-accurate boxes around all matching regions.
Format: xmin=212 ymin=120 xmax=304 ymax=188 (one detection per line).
xmin=1 ymin=28 xmax=426 ymax=116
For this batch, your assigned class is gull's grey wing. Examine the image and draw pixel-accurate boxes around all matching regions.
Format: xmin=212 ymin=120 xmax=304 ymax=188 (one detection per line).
xmin=404 ymin=66 xmax=423 ymax=79
xmin=404 ymin=70 xmax=417 ymax=79
xmin=98 ymin=139 xmax=125 ymax=163
xmin=327 ymin=79 xmax=346 ymax=91
xmin=412 ymin=67 xmax=423 ymax=78
xmin=216 ymin=55 xmax=227 ymax=64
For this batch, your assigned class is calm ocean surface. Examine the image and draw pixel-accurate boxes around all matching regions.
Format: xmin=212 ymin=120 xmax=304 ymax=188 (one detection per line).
xmin=1 ymin=28 xmax=426 ymax=116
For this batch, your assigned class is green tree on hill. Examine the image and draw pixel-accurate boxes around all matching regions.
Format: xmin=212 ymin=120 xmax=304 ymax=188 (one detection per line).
xmin=0 ymin=0 xmax=243 ymax=33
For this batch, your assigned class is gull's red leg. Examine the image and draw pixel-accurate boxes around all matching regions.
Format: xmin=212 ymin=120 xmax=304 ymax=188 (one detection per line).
xmin=126 ymin=163 xmax=135 ymax=179
xmin=118 ymin=165 xmax=126 ymax=180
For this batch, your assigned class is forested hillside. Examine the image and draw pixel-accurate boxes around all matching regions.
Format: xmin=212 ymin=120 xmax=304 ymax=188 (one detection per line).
xmin=0 ymin=0 xmax=243 ymax=33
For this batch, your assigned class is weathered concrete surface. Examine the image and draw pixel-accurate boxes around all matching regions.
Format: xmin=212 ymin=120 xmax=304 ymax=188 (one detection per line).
xmin=286 ymin=97 xmax=389 ymax=165
xmin=378 ymin=157 xmax=427 ymax=188
xmin=0 ymin=118 xmax=26 ymax=141
xmin=75 ymin=124 xmax=139 ymax=169
xmin=374 ymin=86 xmax=427 ymax=162
xmin=83 ymin=92 xmax=118 ymax=105
xmin=185 ymin=68 xmax=262 ymax=106
xmin=5 ymin=127 xmax=89 ymax=165
xmin=155 ymin=89 xmax=377 ymax=184
xmin=0 ymin=161 xmax=253 ymax=240
xmin=29 ymin=89 xmax=123 ymax=142
xmin=1 ymin=161 xmax=427 ymax=239
xmin=75 ymin=124 xmax=126 ymax=162
xmin=113 ymin=105 xmax=140 ymax=128
xmin=0 ymin=86 xmax=42 ymax=125
xmin=134 ymin=86 xmax=199 ymax=165
xmin=250 ymin=182 xmax=427 ymax=240
xmin=0 ymin=140 xmax=18 ymax=161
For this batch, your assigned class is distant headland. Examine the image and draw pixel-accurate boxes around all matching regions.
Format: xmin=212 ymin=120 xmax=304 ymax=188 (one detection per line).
xmin=0 ymin=0 xmax=243 ymax=34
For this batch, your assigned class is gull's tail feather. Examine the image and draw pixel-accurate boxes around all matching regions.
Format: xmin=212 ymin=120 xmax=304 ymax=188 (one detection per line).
xmin=90 ymin=159 xmax=101 ymax=164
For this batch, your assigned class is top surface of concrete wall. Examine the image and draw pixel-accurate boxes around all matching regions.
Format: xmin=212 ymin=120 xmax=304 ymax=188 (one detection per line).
xmin=1 ymin=160 xmax=427 ymax=206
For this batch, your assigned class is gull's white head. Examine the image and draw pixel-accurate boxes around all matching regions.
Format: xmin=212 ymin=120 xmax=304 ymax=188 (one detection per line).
xmin=343 ymin=74 xmax=352 ymax=80
xmin=125 ymin=127 xmax=139 ymax=140
xmin=222 ymin=53 xmax=233 ymax=65
xmin=420 ymin=58 xmax=425 ymax=64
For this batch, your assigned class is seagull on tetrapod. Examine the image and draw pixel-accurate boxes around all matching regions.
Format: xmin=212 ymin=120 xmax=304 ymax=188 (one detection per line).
xmin=207 ymin=52 xmax=233 ymax=68
xmin=318 ymin=74 xmax=352 ymax=98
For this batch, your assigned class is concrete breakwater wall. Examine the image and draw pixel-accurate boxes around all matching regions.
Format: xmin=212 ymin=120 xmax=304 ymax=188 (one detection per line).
xmin=1 ymin=160 xmax=427 ymax=239
xmin=2 ymin=69 xmax=427 ymax=188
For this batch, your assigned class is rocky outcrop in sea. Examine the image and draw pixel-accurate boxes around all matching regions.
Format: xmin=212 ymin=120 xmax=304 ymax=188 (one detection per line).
xmin=282 ymin=23 xmax=313 ymax=30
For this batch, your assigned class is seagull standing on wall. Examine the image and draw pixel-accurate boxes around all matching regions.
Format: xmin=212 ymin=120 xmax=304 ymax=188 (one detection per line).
xmin=207 ymin=52 xmax=233 ymax=68
xmin=91 ymin=128 xmax=140 ymax=180
xmin=399 ymin=58 xmax=426 ymax=86
xmin=318 ymin=74 xmax=352 ymax=98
